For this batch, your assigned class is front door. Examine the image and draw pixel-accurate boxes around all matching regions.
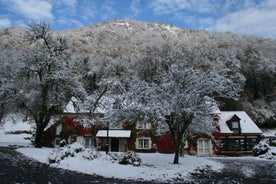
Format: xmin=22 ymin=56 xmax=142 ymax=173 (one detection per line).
xmin=197 ymin=139 xmax=211 ymax=156
xmin=111 ymin=138 xmax=119 ymax=151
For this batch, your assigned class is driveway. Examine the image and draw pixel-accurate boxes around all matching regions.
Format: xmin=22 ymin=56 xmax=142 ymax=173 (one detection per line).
xmin=192 ymin=157 xmax=276 ymax=183
xmin=1 ymin=146 xmax=275 ymax=183
xmin=0 ymin=147 xmax=150 ymax=184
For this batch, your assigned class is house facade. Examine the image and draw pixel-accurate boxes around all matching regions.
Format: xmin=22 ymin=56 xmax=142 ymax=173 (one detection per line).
xmin=45 ymin=97 xmax=158 ymax=152
xmin=51 ymin=117 xmax=158 ymax=153
xmin=215 ymin=111 xmax=262 ymax=155
xmin=47 ymin=105 xmax=262 ymax=156
xmin=185 ymin=111 xmax=262 ymax=156
xmin=95 ymin=121 xmax=157 ymax=152
xmin=52 ymin=115 xmax=96 ymax=148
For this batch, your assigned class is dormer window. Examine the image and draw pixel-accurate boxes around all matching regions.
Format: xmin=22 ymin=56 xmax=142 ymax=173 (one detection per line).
xmin=226 ymin=114 xmax=241 ymax=134
xmin=232 ymin=121 xmax=239 ymax=128
xmin=231 ymin=121 xmax=240 ymax=134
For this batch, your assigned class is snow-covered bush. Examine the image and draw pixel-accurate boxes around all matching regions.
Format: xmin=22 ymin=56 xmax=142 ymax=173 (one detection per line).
xmin=59 ymin=139 xmax=66 ymax=147
xmin=190 ymin=165 xmax=215 ymax=179
xmin=259 ymin=149 xmax=273 ymax=160
xmin=82 ymin=149 xmax=101 ymax=160
xmin=118 ymin=151 xmax=142 ymax=166
xmin=252 ymin=139 xmax=269 ymax=156
xmin=104 ymin=152 xmax=120 ymax=163
xmin=48 ymin=142 xmax=100 ymax=163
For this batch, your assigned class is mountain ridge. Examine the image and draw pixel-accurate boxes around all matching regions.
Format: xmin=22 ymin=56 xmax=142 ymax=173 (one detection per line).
xmin=0 ymin=19 xmax=275 ymax=126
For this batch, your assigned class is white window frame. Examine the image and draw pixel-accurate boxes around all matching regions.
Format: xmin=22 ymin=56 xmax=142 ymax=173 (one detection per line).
xmin=83 ymin=136 xmax=94 ymax=148
xmin=232 ymin=122 xmax=239 ymax=128
xmin=197 ymin=139 xmax=211 ymax=156
xmin=137 ymin=122 xmax=151 ymax=129
xmin=137 ymin=138 xmax=151 ymax=149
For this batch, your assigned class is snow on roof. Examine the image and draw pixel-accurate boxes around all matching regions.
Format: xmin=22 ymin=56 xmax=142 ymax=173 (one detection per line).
xmin=218 ymin=111 xmax=262 ymax=134
xmin=63 ymin=97 xmax=89 ymax=114
xmin=96 ymin=130 xmax=131 ymax=138
xmin=63 ymin=96 xmax=115 ymax=114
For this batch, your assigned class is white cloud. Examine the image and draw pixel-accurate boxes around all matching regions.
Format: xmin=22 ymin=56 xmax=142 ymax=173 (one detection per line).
xmin=149 ymin=0 xmax=191 ymax=15
xmin=149 ymin=0 xmax=218 ymax=15
xmin=79 ymin=0 xmax=97 ymax=20
xmin=0 ymin=18 xmax=11 ymax=28
xmin=60 ymin=0 xmax=77 ymax=8
xmin=208 ymin=0 xmax=276 ymax=38
xmin=149 ymin=0 xmax=276 ymax=38
xmin=148 ymin=0 xmax=219 ymax=29
xmin=9 ymin=0 xmax=54 ymax=20
xmin=101 ymin=0 xmax=117 ymax=20
xmin=130 ymin=0 xmax=141 ymax=16
xmin=57 ymin=17 xmax=83 ymax=29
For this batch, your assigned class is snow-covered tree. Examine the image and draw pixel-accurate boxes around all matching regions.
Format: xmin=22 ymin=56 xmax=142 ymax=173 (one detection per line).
xmin=111 ymin=45 xmax=242 ymax=163
xmin=0 ymin=50 xmax=21 ymax=124
xmin=10 ymin=22 xmax=85 ymax=147
xmin=70 ymin=54 xmax=133 ymax=144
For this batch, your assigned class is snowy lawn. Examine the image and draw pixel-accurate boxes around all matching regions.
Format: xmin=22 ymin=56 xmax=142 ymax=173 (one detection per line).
xmin=16 ymin=147 xmax=223 ymax=183
xmin=0 ymin=115 xmax=32 ymax=147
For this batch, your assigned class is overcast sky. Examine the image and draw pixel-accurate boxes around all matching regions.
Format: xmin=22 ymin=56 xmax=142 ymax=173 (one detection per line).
xmin=0 ymin=0 xmax=275 ymax=38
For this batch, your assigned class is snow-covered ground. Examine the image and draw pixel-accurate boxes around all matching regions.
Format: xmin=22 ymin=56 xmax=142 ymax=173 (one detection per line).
xmin=16 ymin=147 xmax=222 ymax=182
xmin=0 ymin=114 xmax=32 ymax=147
xmin=0 ymin=116 xmax=223 ymax=182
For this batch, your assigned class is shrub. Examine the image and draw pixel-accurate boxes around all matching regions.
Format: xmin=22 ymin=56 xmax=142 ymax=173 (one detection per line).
xmin=252 ymin=140 xmax=269 ymax=156
xmin=48 ymin=142 xmax=100 ymax=163
xmin=118 ymin=151 xmax=142 ymax=166
xmin=82 ymin=149 xmax=101 ymax=160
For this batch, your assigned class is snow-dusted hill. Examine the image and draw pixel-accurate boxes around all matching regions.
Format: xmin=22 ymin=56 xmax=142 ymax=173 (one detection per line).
xmin=0 ymin=19 xmax=276 ymax=126
xmin=1 ymin=19 xmax=275 ymax=59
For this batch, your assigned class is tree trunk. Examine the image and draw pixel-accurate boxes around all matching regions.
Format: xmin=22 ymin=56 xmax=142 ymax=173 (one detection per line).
xmin=173 ymin=144 xmax=180 ymax=164
xmin=170 ymin=129 xmax=183 ymax=164
xmin=172 ymin=134 xmax=182 ymax=164
xmin=34 ymin=126 xmax=44 ymax=148
xmin=33 ymin=114 xmax=51 ymax=148
xmin=0 ymin=111 xmax=3 ymax=125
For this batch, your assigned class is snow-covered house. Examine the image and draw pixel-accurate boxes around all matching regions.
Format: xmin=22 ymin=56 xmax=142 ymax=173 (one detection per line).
xmin=216 ymin=111 xmax=262 ymax=155
xmin=96 ymin=121 xmax=156 ymax=152
xmin=49 ymin=97 xmax=157 ymax=152
xmin=49 ymin=97 xmax=262 ymax=156
xmin=186 ymin=111 xmax=262 ymax=156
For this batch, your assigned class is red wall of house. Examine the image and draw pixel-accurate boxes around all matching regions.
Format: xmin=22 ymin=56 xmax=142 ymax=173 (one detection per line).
xmin=63 ymin=116 xmax=92 ymax=136
xmin=156 ymin=133 xmax=175 ymax=153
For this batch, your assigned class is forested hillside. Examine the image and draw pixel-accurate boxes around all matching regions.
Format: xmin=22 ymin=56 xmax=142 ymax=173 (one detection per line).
xmin=1 ymin=19 xmax=276 ymax=127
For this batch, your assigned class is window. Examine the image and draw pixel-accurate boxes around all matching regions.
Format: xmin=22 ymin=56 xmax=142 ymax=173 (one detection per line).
xmin=55 ymin=137 xmax=61 ymax=148
xmin=232 ymin=122 xmax=239 ymax=128
xmin=223 ymin=138 xmax=258 ymax=151
xmin=84 ymin=136 xmax=94 ymax=148
xmin=137 ymin=122 xmax=151 ymax=129
xmin=137 ymin=138 xmax=150 ymax=149
xmin=231 ymin=122 xmax=240 ymax=134
xmin=197 ymin=139 xmax=211 ymax=155
xmin=246 ymin=138 xmax=257 ymax=150
xmin=70 ymin=136 xmax=77 ymax=144
xmin=227 ymin=139 xmax=245 ymax=151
